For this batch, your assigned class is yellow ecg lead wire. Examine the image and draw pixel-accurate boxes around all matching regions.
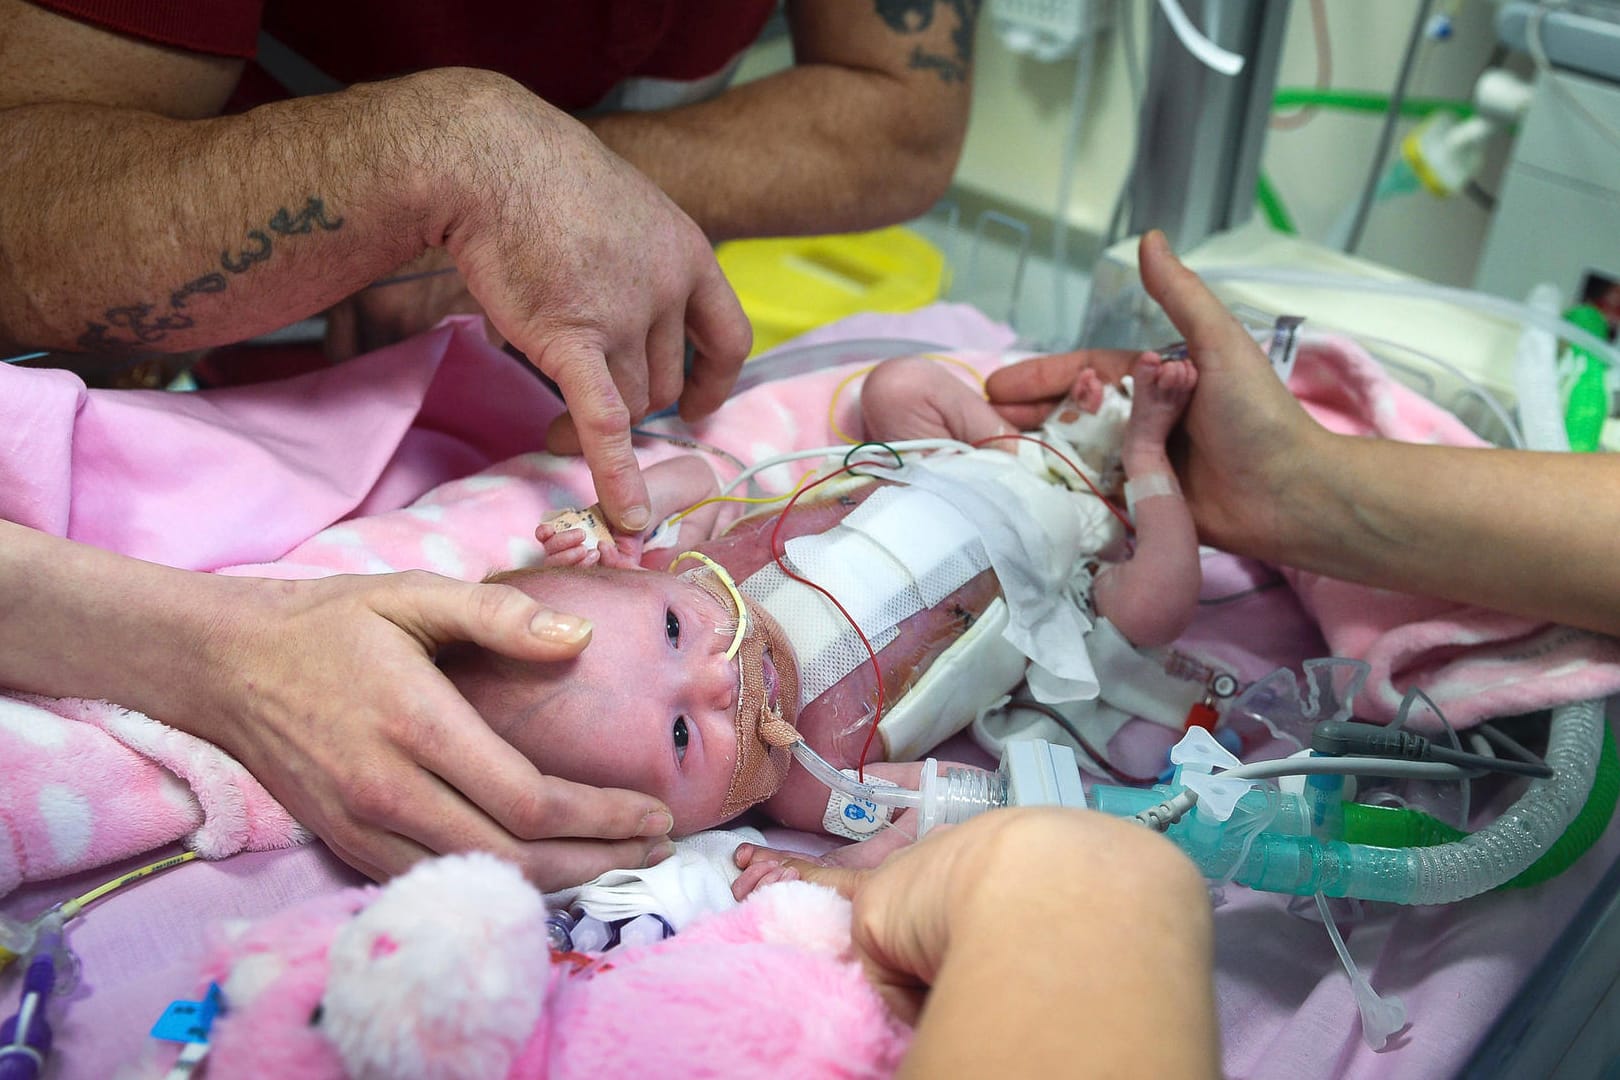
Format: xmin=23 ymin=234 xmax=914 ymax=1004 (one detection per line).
xmin=670 ymin=551 xmax=749 ymax=661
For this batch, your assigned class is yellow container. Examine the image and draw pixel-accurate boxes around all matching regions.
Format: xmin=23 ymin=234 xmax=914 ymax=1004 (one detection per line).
xmin=716 ymin=226 xmax=947 ymax=357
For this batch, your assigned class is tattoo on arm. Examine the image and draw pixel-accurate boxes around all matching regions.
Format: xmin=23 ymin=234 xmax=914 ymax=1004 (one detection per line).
xmin=168 ymin=273 xmax=227 ymax=310
xmin=77 ymin=197 xmax=346 ymax=354
xmin=268 ymin=197 xmax=344 ymax=236
xmin=874 ymin=0 xmax=981 ymax=84
xmin=220 ymin=230 xmax=273 ymax=274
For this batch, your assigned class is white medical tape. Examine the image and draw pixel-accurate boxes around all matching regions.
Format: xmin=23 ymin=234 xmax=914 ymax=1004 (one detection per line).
xmin=740 ymin=562 xmax=902 ymax=706
xmin=740 ymin=483 xmax=987 ymax=705
xmin=1124 ymin=473 xmax=1182 ymax=516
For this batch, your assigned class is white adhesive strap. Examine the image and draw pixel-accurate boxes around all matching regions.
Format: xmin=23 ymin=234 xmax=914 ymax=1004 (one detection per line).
xmin=1124 ymin=473 xmax=1183 ymax=516
xmin=824 ymin=771 xmax=897 ymax=840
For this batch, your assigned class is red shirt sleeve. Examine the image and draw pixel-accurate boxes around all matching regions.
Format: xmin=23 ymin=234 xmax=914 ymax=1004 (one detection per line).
xmin=27 ymin=0 xmax=264 ymax=58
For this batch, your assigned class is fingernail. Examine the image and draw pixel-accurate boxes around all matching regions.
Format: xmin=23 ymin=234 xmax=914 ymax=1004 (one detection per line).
xmin=643 ymin=840 xmax=676 ymax=868
xmin=734 ymin=844 xmax=754 ymax=865
xmin=639 ymin=810 xmax=674 ymax=837
xmin=620 ymin=505 xmax=651 ymax=532
xmin=531 ymin=611 xmax=592 ymax=642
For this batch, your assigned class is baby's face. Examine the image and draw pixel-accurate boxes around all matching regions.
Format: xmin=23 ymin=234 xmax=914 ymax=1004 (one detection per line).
xmin=447 ymin=566 xmax=794 ymax=834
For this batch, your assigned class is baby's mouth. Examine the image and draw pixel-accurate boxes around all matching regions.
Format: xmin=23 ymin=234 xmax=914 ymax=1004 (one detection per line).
xmin=762 ymin=647 xmax=780 ymax=712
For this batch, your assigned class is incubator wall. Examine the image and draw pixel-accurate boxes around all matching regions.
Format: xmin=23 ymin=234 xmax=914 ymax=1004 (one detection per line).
xmin=1079 ymin=220 xmax=1542 ymax=447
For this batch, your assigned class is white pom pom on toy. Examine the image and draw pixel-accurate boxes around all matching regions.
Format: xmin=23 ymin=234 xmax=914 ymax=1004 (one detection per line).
xmin=751 ymin=880 xmax=855 ymax=959
xmin=321 ymin=853 xmax=550 ymax=1080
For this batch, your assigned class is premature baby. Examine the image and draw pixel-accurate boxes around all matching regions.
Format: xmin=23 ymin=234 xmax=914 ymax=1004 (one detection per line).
xmin=440 ymin=353 xmax=1200 ymax=849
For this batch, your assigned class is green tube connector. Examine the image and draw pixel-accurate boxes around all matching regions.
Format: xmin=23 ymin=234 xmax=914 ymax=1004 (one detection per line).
xmin=1562 ymin=305 xmax=1613 ymax=453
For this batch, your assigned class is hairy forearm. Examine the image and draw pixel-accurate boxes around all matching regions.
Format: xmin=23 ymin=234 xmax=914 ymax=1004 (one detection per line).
xmin=586 ymin=65 xmax=965 ymax=242
xmin=1283 ymin=436 xmax=1620 ymax=635
xmin=0 ymin=68 xmax=511 ymax=355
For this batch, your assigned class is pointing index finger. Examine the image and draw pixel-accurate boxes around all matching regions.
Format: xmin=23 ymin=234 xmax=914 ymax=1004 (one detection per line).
xmin=545 ymin=341 xmax=652 ymax=532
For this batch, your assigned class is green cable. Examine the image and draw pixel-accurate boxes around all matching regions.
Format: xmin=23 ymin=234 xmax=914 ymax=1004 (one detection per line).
xmin=1561 ymin=305 xmax=1613 ymax=453
xmin=1255 ymin=173 xmax=1297 ymax=235
xmin=1340 ymin=723 xmax=1620 ymax=890
xmin=1273 ymin=88 xmax=1475 ymax=120
xmin=1255 ymin=89 xmax=1495 ymax=248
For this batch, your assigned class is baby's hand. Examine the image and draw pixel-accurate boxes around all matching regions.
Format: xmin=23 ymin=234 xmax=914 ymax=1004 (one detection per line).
xmin=536 ymin=506 xmax=643 ymax=569
xmin=732 ymin=842 xmax=869 ymax=901
xmin=731 ymin=830 xmax=913 ymax=900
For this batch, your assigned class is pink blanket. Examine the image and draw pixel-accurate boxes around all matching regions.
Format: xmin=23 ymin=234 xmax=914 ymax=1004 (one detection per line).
xmin=1288 ymin=336 xmax=1620 ymax=726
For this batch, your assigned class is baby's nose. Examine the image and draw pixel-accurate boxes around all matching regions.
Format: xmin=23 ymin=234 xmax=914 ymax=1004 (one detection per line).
xmin=697 ymin=651 xmax=740 ymax=712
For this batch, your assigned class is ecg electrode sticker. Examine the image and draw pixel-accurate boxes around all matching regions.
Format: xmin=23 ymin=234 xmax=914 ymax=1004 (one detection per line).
xmin=823 ymin=771 xmax=898 ymax=840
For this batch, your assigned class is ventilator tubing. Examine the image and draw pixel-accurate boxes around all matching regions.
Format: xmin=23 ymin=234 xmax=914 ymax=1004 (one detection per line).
xmin=1100 ymin=699 xmax=1605 ymax=903
xmin=789 ymin=741 xmax=1009 ymax=837
xmin=1335 ymin=698 xmax=1599 ymax=903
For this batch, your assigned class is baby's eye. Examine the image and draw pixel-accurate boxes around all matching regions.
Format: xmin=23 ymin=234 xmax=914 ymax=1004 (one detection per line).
xmin=666 ymin=608 xmax=681 ymax=647
xmin=673 ymin=717 xmax=690 ymax=763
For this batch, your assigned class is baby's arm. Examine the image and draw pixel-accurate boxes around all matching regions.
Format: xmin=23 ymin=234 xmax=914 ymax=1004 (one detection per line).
xmin=537 ymin=454 xmax=723 ymax=570
xmin=1091 ymin=354 xmax=1201 ymax=648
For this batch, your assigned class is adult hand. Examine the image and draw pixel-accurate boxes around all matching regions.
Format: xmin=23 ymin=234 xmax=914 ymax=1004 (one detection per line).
xmin=988 ymin=231 xmax=1325 ymax=558
xmin=198 ymin=570 xmax=675 ymax=890
xmin=440 ymin=73 xmax=753 ymax=533
xmin=325 ymin=249 xmax=501 ymax=362
xmin=736 ymin=807 xmax=1211 ymax=1031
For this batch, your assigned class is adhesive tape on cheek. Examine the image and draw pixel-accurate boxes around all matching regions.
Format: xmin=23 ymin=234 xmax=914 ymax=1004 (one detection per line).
xmin=1124 ymin=473 xmax=1182 ymax=517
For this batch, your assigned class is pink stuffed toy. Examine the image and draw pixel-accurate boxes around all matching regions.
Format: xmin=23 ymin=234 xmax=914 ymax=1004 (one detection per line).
xmin=182 ymin=853 xmax=910 ymax=1079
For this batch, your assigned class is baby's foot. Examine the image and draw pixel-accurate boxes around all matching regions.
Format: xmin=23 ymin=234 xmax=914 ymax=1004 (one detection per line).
xmin=1123 ymin=352 xmax=1197 ymax=460
xmin=1057 ymin=368 xmax=1107 ymax=421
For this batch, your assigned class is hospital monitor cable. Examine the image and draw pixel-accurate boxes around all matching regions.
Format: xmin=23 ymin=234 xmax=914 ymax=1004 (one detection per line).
xmin=0 ymin=851 xmax=198 ymax=1079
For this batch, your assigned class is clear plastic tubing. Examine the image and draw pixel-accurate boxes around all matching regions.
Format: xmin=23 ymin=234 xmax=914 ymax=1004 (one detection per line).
xmin=1184 ymin=269 xmax=1607 ymax=902
xmin=1197 ymin=266 xmax=1620 ymax=373
xmin=1226 ymin=699 xmax=1604 ymax=903
xmin=789 ymin=741 xmax=1008 ymax=835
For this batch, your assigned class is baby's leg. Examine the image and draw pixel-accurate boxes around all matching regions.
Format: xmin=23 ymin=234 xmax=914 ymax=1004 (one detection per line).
xmin=860 ymin=356 xmax=1014 ymax=445
xmin=1091 ymin=354 xmax=1201 ymax=648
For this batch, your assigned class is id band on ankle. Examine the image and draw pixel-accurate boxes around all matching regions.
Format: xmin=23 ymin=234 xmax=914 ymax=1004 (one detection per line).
xmin=1125 ymin=473 xmax=1182 ymax=516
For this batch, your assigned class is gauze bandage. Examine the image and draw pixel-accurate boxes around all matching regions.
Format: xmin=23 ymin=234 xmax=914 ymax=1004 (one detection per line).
xmin=1124 ymin=472 xmax=1182 ymax=516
